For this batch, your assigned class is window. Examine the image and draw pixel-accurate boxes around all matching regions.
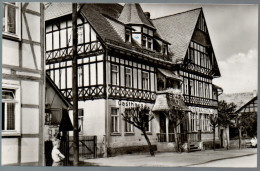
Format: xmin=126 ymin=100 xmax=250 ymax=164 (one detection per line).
xmin=147 ymin=38 xmax=152 ymax=49
xmin=198 ymin=82 xmax=202 ymax=97
xmin=183 ymin=78 xmax=188 ymax=95
xmin=111 ymin=65 xmax=119 ymax=85
xmin=78 ymin=109 xmax=84 ymax=134
xmin=144 ymin=113 xmax=151 ymax=132
xmin=111 ymin=108 xmax=119 ymax=133
xmin=2 ymin=88 xmax=19 ymax=133
xmin=142 ymin=35 xmax=147 ymax=48
xmin=205 ymin=84 xmax=209 ymax=98
xmin=191 ymin=113 xmax=196 ymax=131
xmin=162 ymin=43 xmax=167 ymax=54
xmin=78 ymin=66 xmax=83 ymax=87
xmin=125 ymin=67 xmax=132 ymax=87
xmin=190 ymin=80 xmax=194 ymax=96
xmin=125 ymin=29 xmax=131 ymax=42
xmin=142 ymin=71 xmax=149 ymax=90
xmin=78 ymin=26 xmax=84 ymax=44
xmin=125 ymin=109 xmax=134 ymax=133
xmin=2 ymin=2 xmax=20 ymax=36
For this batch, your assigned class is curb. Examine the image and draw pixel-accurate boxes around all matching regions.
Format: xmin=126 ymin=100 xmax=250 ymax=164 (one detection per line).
xmin=183 ymin=152 xmax=257 ymax=167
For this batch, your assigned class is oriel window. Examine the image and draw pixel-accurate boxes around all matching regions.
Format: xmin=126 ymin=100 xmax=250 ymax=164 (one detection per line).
xmin=142 ymin=35 xmax=147 ymax=48
xmin=125 ymin=29 xmax=131 ymax=42
xmin=147 ymin=38 xmax=152 ymax=49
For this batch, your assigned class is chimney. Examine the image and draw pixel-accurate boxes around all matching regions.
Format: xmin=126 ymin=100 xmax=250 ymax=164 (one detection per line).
xmin=253 ymin=90 xmax=257 ymax=97
xmin=144 ymin=12 xmax=151 ymax=19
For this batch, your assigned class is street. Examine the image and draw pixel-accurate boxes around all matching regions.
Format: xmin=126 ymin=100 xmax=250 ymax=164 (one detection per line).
xmin=81 ymin=148 xmax=257 ymax=167
xmin=191 ymin=154 xmax=257 ymax=167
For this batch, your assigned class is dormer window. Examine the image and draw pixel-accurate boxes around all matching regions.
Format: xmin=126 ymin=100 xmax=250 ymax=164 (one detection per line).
xmin=148 ymin=38 xmax=152 ymax=49
xmin=125 ymin=28 xmax=131 ymax=42
xmin=142 ymin=35 xmax=147 ymax=48
xmin=162 ymin=43 xmax=167 ymax=55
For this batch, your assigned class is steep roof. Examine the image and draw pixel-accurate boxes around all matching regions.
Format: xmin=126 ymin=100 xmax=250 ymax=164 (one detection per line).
xmin=118 ymin=3 xmax=155 ymax=29
xmin=219 ymin=92 xmax=255 ymax=111
xmin=235 ymin=96 xmax=257 ymax=113
xmin=45 ymin=2 xmax=72 ymax=21
xmin=80 ymin=4 xmax=124 ymax=43
xmin=152 ymin=8 xmax=201 ymax=62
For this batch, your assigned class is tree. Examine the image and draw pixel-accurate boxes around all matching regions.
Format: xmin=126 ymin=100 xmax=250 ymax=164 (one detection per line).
xmin=236 ymin=111 xmax=257 ymax=149
xmin=121 ymin=106 xmax=155 ymax=156
xmin=166 ymin=107 xmax=187 ymax=152
xmin=209 ymin=114 xmax=218 ymax=150
xmin=218 ymin=100 xmax=236 ymax=150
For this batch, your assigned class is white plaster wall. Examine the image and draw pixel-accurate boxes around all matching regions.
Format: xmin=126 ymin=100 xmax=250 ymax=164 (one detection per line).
xmin=26 ymin=2 xmax=40 ymax=13
xmin=108 ymin=100 xmax=159 ymax=148
xmin=69 ymin=100 xmax=106 ymax=143
xmin=22 ymin=13 xmax=41 ymax=43
xmin=21 ymin=138 xmax=39 ymax=163
xmin=1 ymin=138 xmax=19 ymax=165
xmin=2 ymin=39 xmax=19 ymax=66
xmin=22 ymin=44 xmax=41 ymax=70
xmin=21 ymin=81 xmax=39 ymax=105
xmin=21 ymin=108 xmax=39 ymax=134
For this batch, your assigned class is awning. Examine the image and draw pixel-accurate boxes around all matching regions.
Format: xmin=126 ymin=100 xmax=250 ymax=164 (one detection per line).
xmin=152 ymin=91 xmax=190 ymax=112
xmin=158 ymin=68 xmax=182 ymax=81
xmin=152 ymin=93 xmax=171 ymax=112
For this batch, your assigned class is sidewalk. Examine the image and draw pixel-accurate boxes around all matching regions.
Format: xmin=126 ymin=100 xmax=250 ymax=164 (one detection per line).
xmin=80 ymin=148 xmax=257 ymax=167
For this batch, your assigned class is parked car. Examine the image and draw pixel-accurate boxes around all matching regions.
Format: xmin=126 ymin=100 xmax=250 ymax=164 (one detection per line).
xmin=250 ymin=137 xmax=257 ymax=148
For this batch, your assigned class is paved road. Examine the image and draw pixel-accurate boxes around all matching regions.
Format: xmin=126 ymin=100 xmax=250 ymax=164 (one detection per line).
xmin=191 ymin=154 xmax=257 ymax=167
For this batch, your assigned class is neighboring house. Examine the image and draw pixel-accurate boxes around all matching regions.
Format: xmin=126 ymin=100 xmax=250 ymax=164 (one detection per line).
xmin=45 ymin=75 xmax=73 ymax=166
xmin=2 ymin=3 xmax=45 ymax=166
xmin=219 ymin=91 xmax=257 ymax=145
xmin=44 ymin=3 xmax=222 ymax=157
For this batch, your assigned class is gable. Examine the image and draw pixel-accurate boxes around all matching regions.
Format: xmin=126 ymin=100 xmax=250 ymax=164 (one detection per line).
xmin=185 ymin=10 xmax=221 ymax=77
xmin=152 ymin=8 xmax=201 ymax=63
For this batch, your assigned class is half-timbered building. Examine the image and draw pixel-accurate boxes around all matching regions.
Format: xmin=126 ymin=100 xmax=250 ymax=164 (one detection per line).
xmin=2 ymin=2 xmax=45 ymax=165
xmin=45 ymin=3 xmax=222 ymax=156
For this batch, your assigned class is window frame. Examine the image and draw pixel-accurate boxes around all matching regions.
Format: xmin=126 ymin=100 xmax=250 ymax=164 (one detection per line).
xmin=111 ymin=108 xmax=120 ymax=134
xmin=2 ymin=2 xmax=21 ymax=39
xmin=2 ymin=84 xmax=21 ymax=136
xmin=142 ymin=71 xmax=149 ymax=90
xmin=111 ymin=64 xmax=119 ymax=86
xmin=125 ymin=67 xmax=132 ymax=88
xmin=124 ymin=109 xmax=134 ymax=133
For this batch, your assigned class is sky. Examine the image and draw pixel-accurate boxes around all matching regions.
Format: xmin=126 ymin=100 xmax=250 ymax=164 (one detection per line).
xmin=140 ymin=3 xmax=258 ymax=94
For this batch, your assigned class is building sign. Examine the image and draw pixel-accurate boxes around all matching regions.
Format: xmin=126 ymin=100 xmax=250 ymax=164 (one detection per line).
xmin=116 ymin=100 xmax=146 ymax=108
xmin=188 ymin=106 xmax=215 ymax=114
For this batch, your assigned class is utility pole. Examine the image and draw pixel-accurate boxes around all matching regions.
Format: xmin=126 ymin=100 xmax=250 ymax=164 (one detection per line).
xmin=72 ymin=3 xmax=79 ymax=166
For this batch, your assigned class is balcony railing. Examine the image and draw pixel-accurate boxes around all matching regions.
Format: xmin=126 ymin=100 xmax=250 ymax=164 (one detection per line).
xmin=157 ymin=132 xmax=201 ymax=143
xmin=183 ymin=94 xmax=218 ymax=107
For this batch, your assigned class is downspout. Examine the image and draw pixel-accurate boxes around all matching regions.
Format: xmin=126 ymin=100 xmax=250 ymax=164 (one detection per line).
xmin=104 ymin=45 xmax=110 ymax=157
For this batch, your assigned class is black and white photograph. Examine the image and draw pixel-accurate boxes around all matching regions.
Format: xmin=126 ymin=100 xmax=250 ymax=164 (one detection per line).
xmin=1 ymin=1 xmax=258 ymax=168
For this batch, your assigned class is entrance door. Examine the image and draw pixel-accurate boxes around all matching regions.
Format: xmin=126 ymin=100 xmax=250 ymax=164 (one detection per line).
xmin=220 ymin=129 xmax=224 ymax=148
xmin=159 ymin=113 xmax=166 ymax=142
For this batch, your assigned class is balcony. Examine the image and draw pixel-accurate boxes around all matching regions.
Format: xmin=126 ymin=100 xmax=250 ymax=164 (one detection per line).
xmin=183 ymin=94 xmax=218 ymax=108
